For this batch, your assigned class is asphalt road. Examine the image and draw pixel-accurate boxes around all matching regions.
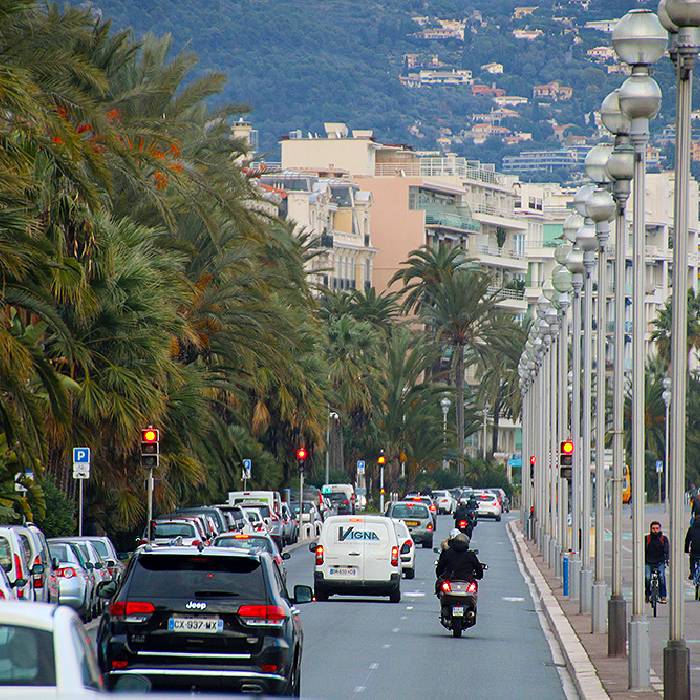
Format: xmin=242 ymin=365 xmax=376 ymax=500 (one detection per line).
xmin=284 ymin=513 xmax=570 ymax=700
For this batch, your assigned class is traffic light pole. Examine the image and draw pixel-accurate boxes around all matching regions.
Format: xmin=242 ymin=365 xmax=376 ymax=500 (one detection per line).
xmin=146 ymin=469 xmax=154 ymax=541
xmin=379 ymin=465 xmax=385 ymax=513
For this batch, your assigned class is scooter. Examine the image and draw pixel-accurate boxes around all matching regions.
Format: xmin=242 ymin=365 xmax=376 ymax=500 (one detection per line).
xmin=434 ymin=549 xmax=487 ymax=638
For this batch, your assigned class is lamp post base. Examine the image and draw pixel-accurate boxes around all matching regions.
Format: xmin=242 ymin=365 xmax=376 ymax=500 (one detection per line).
xmin=554 ymin=542 xmax=562 ymax=577
xmin=663 ymin=640 xmax=690 ymax=700
xmin=628 ymin=617 xmax=650 ymax=690
xmin=607 ymin=596 xmax=627 ymax=656
xmin=543 ymin=533 xmax=551 ymax=566
xmin=591 ymin=581 xmax=607 ymax=633
xmin=579 ymin=567 xmax=592 ymax=613
xmin=569 ymin=556 xmax=581 ymax=601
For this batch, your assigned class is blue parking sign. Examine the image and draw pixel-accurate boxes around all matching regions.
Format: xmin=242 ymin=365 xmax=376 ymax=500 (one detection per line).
xmin=73 ymin=447 xmax=90 ymax=463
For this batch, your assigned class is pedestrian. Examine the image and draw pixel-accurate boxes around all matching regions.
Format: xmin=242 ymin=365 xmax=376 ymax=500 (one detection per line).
xmin=691 ymin=488 xmax=700 ymax=523
xmin=644 ymin=521 xmax=669 ymax=604
xmin=684 ymin=515 xmax=700 ymax=581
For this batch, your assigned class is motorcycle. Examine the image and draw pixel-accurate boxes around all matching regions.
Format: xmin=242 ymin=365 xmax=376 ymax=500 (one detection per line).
xmin=434 ymin=548 xmax=487 ymax=638
xmin=455 ymin=517 xmax=474 ymax=537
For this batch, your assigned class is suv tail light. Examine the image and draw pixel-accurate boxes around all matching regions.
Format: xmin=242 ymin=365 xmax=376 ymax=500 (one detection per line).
xmin=238 ymin=605 xmax=287 ymax=627
xmin=109 ymin=601 xmax=156 ymax=621
xmin=315 ymin=545 xmax=324 ymax=565
xmin=391 ymin=546 xmax=399 ymax=567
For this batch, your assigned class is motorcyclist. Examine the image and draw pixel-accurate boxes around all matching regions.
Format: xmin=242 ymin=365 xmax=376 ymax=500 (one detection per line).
xmin=684 ymin=515 xmax=700 ymax=581
xmin=435 ymin=531 xmax=483 ymax=595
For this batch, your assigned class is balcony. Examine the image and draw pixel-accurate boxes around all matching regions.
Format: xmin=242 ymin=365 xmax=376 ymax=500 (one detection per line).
xmin=375 ymin=157 xmax=508 ymax=188
xmin=425 ymin=208 xmax=480 ymax=233
xmin=478 ymin=245 xmax=525 ymax=259
xmin=487 ymin=285 xmax=525 ymax=300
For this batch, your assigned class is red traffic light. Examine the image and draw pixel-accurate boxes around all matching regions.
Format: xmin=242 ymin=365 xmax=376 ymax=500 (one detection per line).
xmin=529 ymin=455 xmax=536 ymax=466
xmin=561 ymin=440 xmax=574 ymax=455
xmin=141 ymin=428 xmax=159 ymax=443
xmin=296 ymin=447 xmax=308 ymax=461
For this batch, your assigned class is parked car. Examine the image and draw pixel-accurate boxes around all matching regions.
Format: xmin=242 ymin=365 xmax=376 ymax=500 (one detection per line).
xmin=0 ymin=526 xmax=33 ymax=600
xmin=51 ymin=539 xmax=108 ymax=616
xmin=48 ymin=540 xmax=94 ymax=621
xmin=280 ymin=502 xmax=297 ymax=545
xmin=79 ymin=536 xmax=125 ymax=585
xmin=391 ymin=519 xmax=415 ymax=580
xmin=11 ymin=524 xmax=59 ymax=603
xmin=0 ymin=601 xmax=104 ymax=696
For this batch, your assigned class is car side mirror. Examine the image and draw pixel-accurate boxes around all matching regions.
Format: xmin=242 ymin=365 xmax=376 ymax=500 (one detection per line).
xmin=282 ymin=552 xmax=291 ymax=560
xmin=31 ymin=563 xmax=45 ymax=576
xmin=482 ymin=564 xmax=488 ymax=571
xmin=97 ymin=580 xmax=117 ymax=599
xmin=433 ymin=547 xmax=440 ymax=554
xmin=293 ymin=585 xmax=314 ymax=604
xmin=12 ymin=578 xmax=27 ymax=589
xmin=308 ymin=543 xmax=317 ymax=553
xmin=94 ymin=562 xmax=103 ymax=570
xmin=86 ymin=562 xmax=94 ymax=570
xmin=106 ymin=559 xmax=116 ymax=568
xmin=52 ymin=558 xmax=60 ymax=570
xmin=1 ymin=561 xmax=11 ymax=573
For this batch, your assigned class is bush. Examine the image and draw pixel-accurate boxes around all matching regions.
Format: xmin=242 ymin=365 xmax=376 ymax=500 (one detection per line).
xmin=37 ymin=477 xmax=75 ymax=538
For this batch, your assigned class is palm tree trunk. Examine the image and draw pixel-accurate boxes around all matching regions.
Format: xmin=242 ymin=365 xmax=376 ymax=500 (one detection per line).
xmin=456 ymin=342 xmax=465 ymax=477
xmin=491 ymin=385 xmax=502 ymax=455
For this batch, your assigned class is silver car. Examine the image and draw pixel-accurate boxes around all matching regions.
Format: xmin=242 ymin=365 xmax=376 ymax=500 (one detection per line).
xmin=386 ymin=501 xmax=434 ymax=548
xmin=79 ymin=535 xmax=125 ymax=585
xmin=48 ymin=540 xmax=94 ymax=621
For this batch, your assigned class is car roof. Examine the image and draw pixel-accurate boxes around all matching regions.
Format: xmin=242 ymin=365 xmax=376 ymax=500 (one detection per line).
xmin=0 ymin=601 xmax=70 ymax=630
xmin=324 ymin=514 xmax=392 ymax=524
xmin=136 ymin=545 xmax=263 ymax=559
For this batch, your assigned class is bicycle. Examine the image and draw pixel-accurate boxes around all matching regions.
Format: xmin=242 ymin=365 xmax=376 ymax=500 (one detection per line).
xmin=692 ymin=558 xmax=700 ymax=601
xmin=649 ymin=567 xmax=660 ymax=618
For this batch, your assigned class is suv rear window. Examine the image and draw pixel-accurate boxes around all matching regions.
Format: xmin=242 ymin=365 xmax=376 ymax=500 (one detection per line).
xmin=128 ymin=555 xmax=266 ymax=598
xmin=240 ymin=504 xmax=270 ymax=518
xmin=153 ymin=523 xmax=196 ymax=539
xmin=392 ymin=504 xmax=429 ymax=518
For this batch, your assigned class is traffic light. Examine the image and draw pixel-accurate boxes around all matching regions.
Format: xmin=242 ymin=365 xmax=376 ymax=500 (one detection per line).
xmin=141 ymin=426 xmax=160 ymax=469
xmin=560 ymin=440 xmax=574 ymax=465
xmin=378 ymin=450 xmax=386 ymax=466
xmin=529 ymin=455 xmax=536 ymax=480
xmin=296 ymin=447 xmax=308 ymax=462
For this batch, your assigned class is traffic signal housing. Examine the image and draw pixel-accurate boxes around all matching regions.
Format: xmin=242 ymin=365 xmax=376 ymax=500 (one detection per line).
xmin=560 ymin=439 xmax=574 ymax=479
xmin=529 ymin=455 xmax=536 ymax=481
xmin=378 ymin=450 xmax=386 ymax=466
xmin=296 ymin=447 xmax=308 ymax=462
xmin=141 ymin=427 xmax=160 ymax=469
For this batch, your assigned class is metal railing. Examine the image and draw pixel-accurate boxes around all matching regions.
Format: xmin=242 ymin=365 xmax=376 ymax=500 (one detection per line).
xmin=487 ymin=285 xmax=526 ymax=300
xmin=425 ymin=211 xmax=480 ymax=232
xmin=477 ymin=245 xmax=525 ymax=259
xmin=375 ymin=157 xmax=508 ymax=187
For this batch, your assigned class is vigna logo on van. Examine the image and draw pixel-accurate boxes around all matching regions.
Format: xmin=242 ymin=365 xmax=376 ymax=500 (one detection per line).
xmin=338 ymin=526 xmax=379 ymax=542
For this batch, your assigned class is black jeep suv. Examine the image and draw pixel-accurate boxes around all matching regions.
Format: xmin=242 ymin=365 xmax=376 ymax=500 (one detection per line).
xmin=96 ymin=545 xmax=312 ymax=695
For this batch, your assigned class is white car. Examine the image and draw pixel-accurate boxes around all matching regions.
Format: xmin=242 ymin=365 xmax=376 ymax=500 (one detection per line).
xmin=312 ymin=515 xmax=401 ymax=602
xmin=392 ymin=519 xmax=415 ymax=580
xmin=432 ymin=490 xmax=456 ymax=515
xmin=0 ymin=601 xmax=104 ymax=696
xmin=476 ymin=492 xmax=502 ymax=521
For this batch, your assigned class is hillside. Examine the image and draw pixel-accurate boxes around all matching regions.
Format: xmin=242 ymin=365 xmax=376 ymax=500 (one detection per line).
xmin=82 ymin=0 xmax=683 ymax=180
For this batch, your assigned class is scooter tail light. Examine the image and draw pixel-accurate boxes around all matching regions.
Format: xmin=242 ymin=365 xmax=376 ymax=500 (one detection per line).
xmin=458 ymin=520 xmax=467 ymax=528
xmin=467 ymin=581 xmax=478 ymax=593
xmin=441 ymin=580 xmax=451 ymax=592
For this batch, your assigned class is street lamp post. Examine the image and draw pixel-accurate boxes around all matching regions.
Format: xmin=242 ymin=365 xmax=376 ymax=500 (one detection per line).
xmin=601 ymin=86 xmax=635 ymax=657
xmin=662 ymin=378 xmax=671 ymax=510
xmin=585 ymin=147 xmax=617 ymax=633
xmin=612 ymin=8 xmax=666 ymax=689
xmin=564 ymin=222 xmax=584 ymax=601
xmin=546 ymin=300 xmax=561 ymax=573
xmin=482 ymin=407 xmax=488 ymax=460
xmin=325 ymin=411 xmax=340 ymax=485
xmin=658 ymin=2 xmax=700 ymax=695
xmin=575 ymin=210 xmax=598 ymax=614
xmin=440 ymin=396 xmax=452 ymax=472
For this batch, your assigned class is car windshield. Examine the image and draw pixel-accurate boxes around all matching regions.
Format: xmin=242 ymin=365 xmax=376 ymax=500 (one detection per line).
xmin=329 ymin=494 xmax=347 ymax=502
xmin=241 ymin=504 xmax=270 ymax=518
xmin=153 ymin=523 xmax=196 ymax=539
xmin=391 ymin=504 xmax=429 ymax=518
xmin=214 ymin=536 xmax=275 ymax=554
xmin=0 ymin=625 xmax=56 ymax=686
xmin=90 ymin=541 xmax=110 ymax=558
xmin=243 ymin=510 xmax=261 ymax=522
xmin=128 ymin=555 xmax=265 ymax=598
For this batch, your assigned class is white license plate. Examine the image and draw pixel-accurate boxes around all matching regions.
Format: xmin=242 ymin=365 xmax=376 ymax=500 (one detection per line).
xmin=329 ymin=566 xmax=357 ymax=577
xmin=168 ymin=617 xmax=223 ymax=633
xmin=452 ymin=606 xmax=464 ymax=617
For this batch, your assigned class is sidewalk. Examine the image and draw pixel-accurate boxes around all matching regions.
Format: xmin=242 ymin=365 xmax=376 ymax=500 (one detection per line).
xmin=510 ymin=520 xmax=661 ymax=699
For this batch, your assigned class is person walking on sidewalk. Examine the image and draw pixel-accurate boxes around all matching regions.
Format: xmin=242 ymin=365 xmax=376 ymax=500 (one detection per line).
xmin=684 ymin=516 xmax=700 ymax=580
xmin=645 ymin=521 xmax=669 ymax=604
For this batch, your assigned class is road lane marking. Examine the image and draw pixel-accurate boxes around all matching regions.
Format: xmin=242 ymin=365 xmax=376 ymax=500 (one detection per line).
xmin=400 ymin=615 xmax=407 ymax=620
xmin=502 ymin=596 xmax=525 ymax=602
xmin=382 ymin=644 xmax=391 ymax=649
xmin=392 ymin=627 xmax=399 ymax=632
xmin=354 ymin=687 xmax=366 ymax=693
xmin=369 ymin=663 xmax=379 ymax=670
xmin=405 ymin=605 xmax=414 ymax=610
xmin=404 ymin=591 xmax=425 ymax=597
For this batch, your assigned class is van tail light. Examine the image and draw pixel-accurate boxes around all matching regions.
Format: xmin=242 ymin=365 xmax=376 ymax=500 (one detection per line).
xmin=109 ymin=601 xmax=155 ymax=621
xmin=391 ymin=546 xmax=399 ymax=567
xmin=441 ymin=580 xmax=451 ymax=592
xmin=466 ymin=581 xmax=478 ymax=593
xmin=315 ymin=545 xmax=324 ymax=565
xmin=238 ymin=605 xmax=287 ymax=627
xmin=57 ymin=567 xmax=76 ymax=579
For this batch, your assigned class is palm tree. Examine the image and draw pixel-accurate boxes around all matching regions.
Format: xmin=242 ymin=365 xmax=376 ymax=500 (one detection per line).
xmin=420 ymin=268 xmax=507 ymax=476
xmin=650 ymin=288 xmax=700 ymax=366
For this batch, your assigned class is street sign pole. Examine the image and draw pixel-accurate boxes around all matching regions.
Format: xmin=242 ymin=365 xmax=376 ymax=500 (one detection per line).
xmin=78 ymin=479 xmax=84 ymax=536
xmin=72 ymin=448 xmax=90 ymax=536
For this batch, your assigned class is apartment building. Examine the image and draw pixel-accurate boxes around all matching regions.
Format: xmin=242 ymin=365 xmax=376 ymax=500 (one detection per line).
xmin=257 ymin=171 xmax=376 ymax=293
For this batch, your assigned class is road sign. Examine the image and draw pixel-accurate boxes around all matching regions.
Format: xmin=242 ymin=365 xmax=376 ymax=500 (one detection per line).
xmin=73 ymin=462 xmax=90 ymax=479
xmin=655 ymin=460 xmax=664 ymax=473
xmin=357 ymin=460 xmax=365 ymax=475
xmin=14 ymin=473 xmax=27 ymax=493
xmin=73 ymin=447 xmax=90 ymax=464
xmin=243 ymin=459 xmax=252 ymax=479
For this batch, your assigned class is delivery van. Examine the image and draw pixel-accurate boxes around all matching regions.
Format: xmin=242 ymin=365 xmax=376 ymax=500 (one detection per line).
xmin=228 ymin=490 xmax=281 ymax=515
xmin=311 ymin=515 xmax=401 ymax=603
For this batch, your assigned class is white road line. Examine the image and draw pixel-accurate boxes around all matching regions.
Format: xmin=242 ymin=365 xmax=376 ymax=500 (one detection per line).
xmin=354 ymin=687 xmax=366 ymax=693
xmin=502 ymin=596 xmax=525 ymax=602
xmin=400 ymin=615 xmax=407 ymax=620
xmin=392 ymin=627 xmax=399 ymax=633
xmin=382 ymin=643 xmax=391 ymax=649
xmin=405 ymin=605 xmax=414 ymax=610
xmin=369 ymin=663 xmax=379 ymax=670
xmin=403 ymin=591 xmax=425 ymax=597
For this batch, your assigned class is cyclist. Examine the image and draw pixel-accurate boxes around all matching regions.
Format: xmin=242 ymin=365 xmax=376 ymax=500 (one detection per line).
xmin=645 ymin=521 xmax=669 ymax=604
xmin=684 ymin=515 xmax=700 ymax=580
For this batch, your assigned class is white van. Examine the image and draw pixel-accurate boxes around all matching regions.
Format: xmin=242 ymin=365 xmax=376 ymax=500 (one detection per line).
xmin=311 ymin=515 xmax=401 ymax=603
xmin=227 ymin=490 xmax=281 ymax=515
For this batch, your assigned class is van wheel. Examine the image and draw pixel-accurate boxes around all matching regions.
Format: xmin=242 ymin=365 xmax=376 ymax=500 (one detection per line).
xmin=405 ymin=568 xmax=415 ymax=580
xmin=389 ymin=586 xmax=401 ymax=603
xmin=314 ymin=587 xmax=328 ymax=602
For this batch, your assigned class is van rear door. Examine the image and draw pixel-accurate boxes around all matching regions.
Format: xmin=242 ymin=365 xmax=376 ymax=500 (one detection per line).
xmin=360 ymin=519 xmax=393 ymax=583
xmin=325 ymin=518 xmax=365 ymax=583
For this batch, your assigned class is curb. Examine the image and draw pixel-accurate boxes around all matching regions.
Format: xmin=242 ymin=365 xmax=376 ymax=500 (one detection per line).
xmin=508 ymin=521 xmax=609 ymax=700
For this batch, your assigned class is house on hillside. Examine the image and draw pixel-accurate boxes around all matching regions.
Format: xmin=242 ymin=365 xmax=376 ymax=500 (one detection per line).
xmin=493 ymin=95 xmax=529 ymax=107
xmin=533 ymin=80 xmax=573 ymax=101
xmin=513 ymin=6 xmax=539 ymax=19
xmin=481 ymin=62 xmax=504 ymax=74
xmin=472 ymin=84 xmax=506 ymax=98
xmin=513 ymin=28 xmax=544 ymax=40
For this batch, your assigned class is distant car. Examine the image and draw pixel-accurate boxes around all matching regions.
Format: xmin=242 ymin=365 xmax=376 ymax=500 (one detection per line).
xmin=280 ymin=502 xmax=297 ymax=545
xmin=432 ymin=490 xmax=456 ymax=515
xmin=0 ymin=526 xmax=33 ymax=600
xmin=78 ymin=536 xmax=124 ymax=585
xmin=97 ymin=545 xmax=312 ymax=694
xmin=241 ymin=507 xmax=267 ymax=534
xmin=146 ymin=519 xmax=203 ymax=546
xmin=53 ymin=539 xmax=109 ymax=615
xmin=48 ymin=540 xmax=93 ymax=621
xmin=0 ymin=601 xmax=104 ymax=696
xmin=214 ymin=503 xmax=250 ymax=533
xmin=405 ymin=496 xmax=437 ymax=526
xmin=213 ymin=533 xmax=290 ymax=578
xmin=291 ymin=501 xmax=322 ymax=536
xmin=486 ymin=488 xmax=510 ymax=512
xmin=476 ymin=492 xmax=502 ymax=521
xmin=385 ymin=501 xmax=434 ymax=548
xmin=391 ymin=519 xmax=415 ymax=579
xmin=329 ymin=492 xmax=353 ymax=515
xmin=170 ymin=506 xmax=228 ymax=536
